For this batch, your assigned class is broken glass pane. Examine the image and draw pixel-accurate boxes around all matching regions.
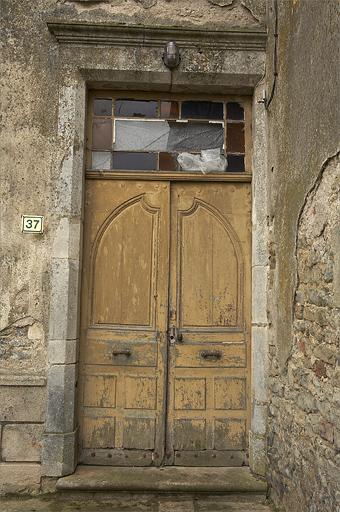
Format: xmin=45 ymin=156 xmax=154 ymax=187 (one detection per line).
xmin=92 ymin=119 xmax=112 ymax=150
xmin=227 ymin=122 xmax=245 ymax=153
xmin=91 ymin=151 xmax=112 ymax=170
xmin=227 ymin=154 xmax=245 ymax=172
xmin=226 ymin=102 xmax=244 ymax=121
xmin=182 ymin=101 xmax=223 ymax=120
xmin=112 ymin=152 xmax=157 ymax=170
xmin=159 ymin=152 xmax=179 ymax=171
xmin=114 ymin=99 xmax=158 ymax=118
xmin=160 ymin=101 xmax=179 ymax=119
xmin=114 ymin=120 xmax=224 ymax=152
xmin=168 ymin=122 xmax=224 ymax=151
xmin=94 ymin=98 xmax=112 ymax=116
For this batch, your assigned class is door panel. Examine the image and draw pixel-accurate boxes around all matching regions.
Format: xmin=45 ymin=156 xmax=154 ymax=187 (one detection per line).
xmin=166 ymin=182 xmax=251 ymax=466
xmin=92 ymin=194 xmax=161 ymax=327
xmin=179 ymin=202 xmax=239 ymax=328
xmin=173 ymin=343 xmax=246 ymax=368
xmin=79 ymin=180 xmax=170 ymax=466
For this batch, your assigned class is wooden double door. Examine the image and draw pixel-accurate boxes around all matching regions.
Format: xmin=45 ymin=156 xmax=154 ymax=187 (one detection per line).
xmin=79 ymin=178 xmax=251 ymax=467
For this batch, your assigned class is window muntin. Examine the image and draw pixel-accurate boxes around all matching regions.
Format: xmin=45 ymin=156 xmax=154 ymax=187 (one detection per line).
xmin=87 ymin=95 xmax=249 ymax=173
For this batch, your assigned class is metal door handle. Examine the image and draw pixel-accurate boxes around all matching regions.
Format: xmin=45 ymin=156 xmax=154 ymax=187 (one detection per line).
xmin=200 ymin=350 xmax=222 ymax=360
xmin=112 ymin=349 xmax=132 ymax=357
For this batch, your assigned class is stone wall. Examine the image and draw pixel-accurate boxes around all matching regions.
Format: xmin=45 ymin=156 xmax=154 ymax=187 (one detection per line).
xmin=268 ymin=154 xmax=340 ymax=511
xmin=0 ymin=0 xmax=57 ymax=494
xmin=0 ymin=0 xmax=266 ymax=495
xmin=266 ymin=0 xmax=340 ymax=510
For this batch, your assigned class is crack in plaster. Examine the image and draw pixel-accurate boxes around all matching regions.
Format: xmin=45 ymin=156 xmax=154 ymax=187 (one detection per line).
xmin=135 ymin=0 xmax=157 ymax=8
xmin=208 ymin=0 xmax=234 ymax=6
xmin=0 ymin=316 xmax=37 ymax=333
xmin=290 ymin=149 xmax=340 ymax=363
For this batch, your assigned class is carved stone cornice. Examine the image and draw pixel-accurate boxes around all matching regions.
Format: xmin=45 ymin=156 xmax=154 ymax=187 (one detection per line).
xmin=47 ymin=20 xmax=267 ymax=51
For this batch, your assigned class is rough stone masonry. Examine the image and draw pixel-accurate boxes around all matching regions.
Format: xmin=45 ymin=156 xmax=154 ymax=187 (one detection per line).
xmin=268 ymin=154 xmax=340 ymax=512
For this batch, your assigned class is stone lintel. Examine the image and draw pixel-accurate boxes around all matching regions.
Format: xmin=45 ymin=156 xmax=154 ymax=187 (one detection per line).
xmin=47 ymin=20 xmax=267 ymax=51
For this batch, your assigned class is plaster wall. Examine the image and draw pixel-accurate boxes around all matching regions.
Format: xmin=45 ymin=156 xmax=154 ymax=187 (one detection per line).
xmin=266 ymin=1 xmax=340 ymax=510
xmin=0 ymin=0 xmax=267 ymax=494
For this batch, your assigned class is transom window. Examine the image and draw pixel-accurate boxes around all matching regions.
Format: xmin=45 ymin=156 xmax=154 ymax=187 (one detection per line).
xmin=86 ymin=92 xmax=251 ymax=174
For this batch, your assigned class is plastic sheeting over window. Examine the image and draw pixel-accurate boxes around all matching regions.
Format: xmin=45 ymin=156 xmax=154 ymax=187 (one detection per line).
xmin=177 ymin=149 xmax=227 ymax=174
xmin=114 ymin=120 xmax=224 ymax=153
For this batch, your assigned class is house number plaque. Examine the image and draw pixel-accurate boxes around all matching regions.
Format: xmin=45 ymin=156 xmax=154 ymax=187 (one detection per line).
xmin=21 ymin=215 xmax=44 ymax=234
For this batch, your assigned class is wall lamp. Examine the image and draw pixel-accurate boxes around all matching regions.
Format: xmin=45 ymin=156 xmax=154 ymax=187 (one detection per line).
xmin=163 ymin=41 xmax=181 ymax=70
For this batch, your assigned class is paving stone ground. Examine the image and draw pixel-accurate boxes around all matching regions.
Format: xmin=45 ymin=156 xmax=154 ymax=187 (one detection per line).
xmin=0 ymin=494 xmax=273 ymax=512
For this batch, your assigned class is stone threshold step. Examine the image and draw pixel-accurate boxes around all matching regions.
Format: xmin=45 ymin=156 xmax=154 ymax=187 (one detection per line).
xmin=57 ymin=466 xmax=267 ymax=494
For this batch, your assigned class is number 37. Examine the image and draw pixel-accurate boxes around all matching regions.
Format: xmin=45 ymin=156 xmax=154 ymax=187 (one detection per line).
xmin=25 ymin=219 xmax=40 ymax=229
xmin=22 ymin=216 xmax=43 ymax=233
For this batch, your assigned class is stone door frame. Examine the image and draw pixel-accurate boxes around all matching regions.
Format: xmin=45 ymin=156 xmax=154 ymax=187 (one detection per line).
xmin=42 ymin=22 xmax=269 ymax=478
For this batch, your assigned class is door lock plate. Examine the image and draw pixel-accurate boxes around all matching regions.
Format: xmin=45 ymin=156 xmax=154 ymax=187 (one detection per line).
xmin=168 ymin=325 xmax=183 ymax=345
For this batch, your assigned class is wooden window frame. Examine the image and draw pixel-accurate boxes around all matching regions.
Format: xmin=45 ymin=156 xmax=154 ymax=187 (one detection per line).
xmin=86 ymin=90 xmax=253 ymax=182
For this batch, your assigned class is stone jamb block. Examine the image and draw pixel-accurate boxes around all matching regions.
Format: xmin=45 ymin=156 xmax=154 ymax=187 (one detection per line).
xmin=252 ymin=215 xmax=269 ymax=268
xmin=48 ymin=258 xmax=80 ymax=341
xmin=42 ymin=431 xmax=77 ymax=477
xmin=55 ymin=83 xmax=86 ymax=217
xmin=251 ymin=403 xmax=267 ymax=436
xmin=45 ymin=364 xmax=77 ymax=433
xmin=252 ymin=265 xmax=269 ymax=325
xmin=251 ymin=325 xmax=269 ymax=404
xmin=248 ymin=431 xmax=267 ymax=477
xmin=52 ymin=217 xmax=82 ymax=261
xmin=48 ymin=339 xmax=78 ymax=365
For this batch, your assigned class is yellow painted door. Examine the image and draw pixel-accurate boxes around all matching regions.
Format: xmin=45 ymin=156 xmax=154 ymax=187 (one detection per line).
xmin=79 ymin=179 xmax=251 ymax=467
xmin=79 ymin=180 xmax=170 ymax=466
xmin=166 ymin=182 xmax=251 ymax=466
